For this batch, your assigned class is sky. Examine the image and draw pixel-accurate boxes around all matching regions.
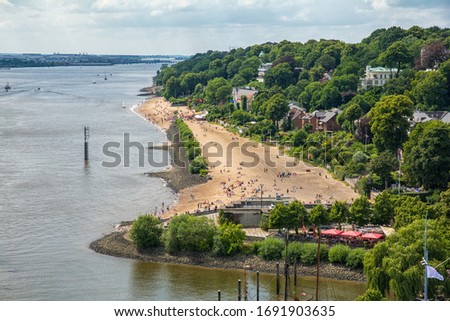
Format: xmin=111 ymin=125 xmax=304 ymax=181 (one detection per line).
xmin=1 ymin=0 xmax=449 ymax=55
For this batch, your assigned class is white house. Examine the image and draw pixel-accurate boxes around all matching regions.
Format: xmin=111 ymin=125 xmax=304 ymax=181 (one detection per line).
xmin=256 ymin=63 xmax=272 ymax=83
xmin=360 ymin=65 xmax=398 ymax=90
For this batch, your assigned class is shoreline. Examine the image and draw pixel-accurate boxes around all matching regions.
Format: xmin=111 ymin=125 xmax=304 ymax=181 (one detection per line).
xmin=90 ymin=232 xmax=366 ymax=283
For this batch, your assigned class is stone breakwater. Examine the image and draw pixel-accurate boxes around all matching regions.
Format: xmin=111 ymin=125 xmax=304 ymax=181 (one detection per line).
xmin=90 ymin=232 xmax=366 ymax=283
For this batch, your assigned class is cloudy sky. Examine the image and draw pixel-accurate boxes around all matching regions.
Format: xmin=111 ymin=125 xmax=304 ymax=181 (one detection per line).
xmin=1 ymin=0 xmax=449 ymax=55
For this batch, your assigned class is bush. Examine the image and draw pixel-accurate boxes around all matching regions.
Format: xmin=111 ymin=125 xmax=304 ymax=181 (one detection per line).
xmin=213 ymin=222 xmax=246 ymax=256
xmin=300 ymin=242 xmax=328 ymax=265
xmin=257 ymin=237 xmax=285 ymax=261
xmin=328 ymin=244 xmax=351 ymax=264
xmin=129 ymin=215 xmax=162 ymax=249
xmin=163 ymin=214 xmax=216 ymax=253
xmin=283 ymin=242 xmax=328 ymax=265
xmin=250 ymin=240 xmax=262 ymax=255
xmin=189 ymin=156 xmax=208 ymax=174
xmin=356 ymin=289 xmax=385 ymax=301
xmin=346 ymin=248 xmax=366 ymax=269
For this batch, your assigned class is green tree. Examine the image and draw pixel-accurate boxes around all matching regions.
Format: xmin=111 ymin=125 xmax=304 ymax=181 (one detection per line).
xmin=264 ymin=62 xmax=296 ymax=89
xmin=164 ymin=76 xmax=182 ymax=99
xmin=213 ymin=222 xmax=246 ymax=256
xmin=189 ymin=156 xmax=208 ymax=174
xmin=329 ymin=201 xmax=350 ymax=229
xmin=291 ymin=129 xmax=308 ymax=147
xmin=288 ymin=200 xmax=308 ymax=233
xmin=379 ymin=40 xmax=413 ymax=76
xmin=369 ymin=151 xmax=398 ymax=190
xmin=205 ymin=77 xmax=232 ymax=104
xmin=163 ymin=215 xmax=216 ymax=253
xmin=372 ymin=191 xmax=395 ymax=226
xmin=309 ymin=204 xmax=330 ymax=227
xmin=349 ymin=196 xmax=371 ymax=226
xmin=368 ymin=95 xmax=414 ymax=153
xmin=364 ymin=219 xmax=450 ymax=300
xmin=264 ymin=93 xmax=289 ymax=129
xmin=403 ymin=120 xmax=450 ymax=190
xmin=411 ymin=71 xmax=449 ymax=111
xmin=180 ymin=73 xmax=203 ymax=95
xmin=129 ymin=215 xmax=163 ymax=249
xmin=393 ymin=196 xmax=428 ymax=230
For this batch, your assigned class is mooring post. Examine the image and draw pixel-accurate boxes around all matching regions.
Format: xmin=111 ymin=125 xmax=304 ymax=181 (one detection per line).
xmin=276 ymin=262 xmax=280 ymax=295
xmin=218 ymin=290 xmax=221 ymax=301
xmin=84 ymin=126 xmax=89 ymax=164
xmin=238 ymin=279 xmax=242 ymax=301
xmin=256 ymin=271 xmax=260 ymax=301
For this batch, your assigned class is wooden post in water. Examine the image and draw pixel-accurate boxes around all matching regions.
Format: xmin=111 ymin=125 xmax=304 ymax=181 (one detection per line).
xmin=243 ymin=269 xmax=247 ymax=301
xmin=276 ymin=262 xmax=280 ymax=296
xmin=256 ymin=271 xmax=260 ymax=301
xmin=238 ymin=279 xmax=242 ymax=301
xmin=84 ymin=126 xmax=89 ymax=164
xmin=218 ymin=290 xmax=221 ymax=301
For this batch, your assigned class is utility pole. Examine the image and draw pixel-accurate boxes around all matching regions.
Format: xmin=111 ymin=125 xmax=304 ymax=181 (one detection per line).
xmin=316 ymin=229 xmax=321 ymax=301
xmin=423 ymin=212 xmax=428 ymax=301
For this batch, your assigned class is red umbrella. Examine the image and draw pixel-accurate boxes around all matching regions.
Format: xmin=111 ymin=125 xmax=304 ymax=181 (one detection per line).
xmin=361 ymin=233 xmax=384 ymax=240
xmin=341 ymin=231 xmax=362 ymax=238
xmin=321 ymin=229 xmax=343 ymax=236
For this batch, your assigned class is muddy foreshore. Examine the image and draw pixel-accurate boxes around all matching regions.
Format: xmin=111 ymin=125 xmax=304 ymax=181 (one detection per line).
xmin=90 ymin=232 xmax=366 ymax=283
xmin=146 ymin=122 xmax=207 ymax=193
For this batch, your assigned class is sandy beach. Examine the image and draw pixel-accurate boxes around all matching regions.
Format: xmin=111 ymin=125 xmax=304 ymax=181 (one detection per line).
xmin=138 ymin=97 xmax=358 ymax=216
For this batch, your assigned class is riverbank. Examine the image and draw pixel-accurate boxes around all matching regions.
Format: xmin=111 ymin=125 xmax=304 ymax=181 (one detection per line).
xmin=90 ymin=232 xmax=366 ymax=283
xmin=146 ymin=122 xmax=208 ymax=193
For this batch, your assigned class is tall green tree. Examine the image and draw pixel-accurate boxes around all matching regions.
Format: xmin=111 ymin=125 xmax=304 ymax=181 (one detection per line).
xmin=379 ymin=40 xmax=413 ymax=76
xmin=403 ymin=120 xmax=450 ymax=190
xmin=264 ymin=93 xmax=289 ymax=129
xmin=329 ymin=201 xmax=350 ymax=229
xmin=264 ymin=62 xmax=296 ymax=89
xmin=368 ymin=95 xmax=414 ymax=154
xmin=364 ymin=219 xmax=450 ymax=300
xmin=349 ymin=196 xmax=372 ymax=226
xmin=372 ymin=191 xmax=395 ymax=225
xmin=309 ymin=204 xmax=329 ymax=227
xmin=393 ymin=196 xmax=428 ymax=230
xmin=369 ymin=151 xmax=398 ymax=190
xmin=205 ymin=77 xmax=232 ymax=104
xmin=411 ymin=71 xmax=449 ymax=111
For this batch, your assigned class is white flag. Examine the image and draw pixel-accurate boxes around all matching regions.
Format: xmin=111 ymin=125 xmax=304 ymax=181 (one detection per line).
xmin=426 ymin=265 xmax=444 ymax=281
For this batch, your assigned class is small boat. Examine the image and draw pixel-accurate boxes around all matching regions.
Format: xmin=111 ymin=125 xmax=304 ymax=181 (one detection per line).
xmin=5 ymin=82 xmax=11 ymax=92
xmin=122 ymin=101 xmax=126 ymax=109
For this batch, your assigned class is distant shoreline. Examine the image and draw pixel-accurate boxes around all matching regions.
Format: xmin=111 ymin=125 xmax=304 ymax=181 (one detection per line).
xmin=89 ymin=232 xmax=366 ymax=283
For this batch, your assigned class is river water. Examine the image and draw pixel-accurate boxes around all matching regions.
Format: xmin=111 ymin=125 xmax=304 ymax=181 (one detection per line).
xmin=0 ymin=64 xmax=365 ymax=300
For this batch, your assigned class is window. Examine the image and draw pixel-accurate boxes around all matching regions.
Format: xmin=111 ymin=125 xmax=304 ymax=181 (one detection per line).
xmin=374 ymin=80 xmax=378 ymax=85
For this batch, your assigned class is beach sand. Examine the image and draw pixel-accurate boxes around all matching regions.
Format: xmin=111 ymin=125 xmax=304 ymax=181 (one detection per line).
xmin=138 ymin=97 xmax=358 ymax=216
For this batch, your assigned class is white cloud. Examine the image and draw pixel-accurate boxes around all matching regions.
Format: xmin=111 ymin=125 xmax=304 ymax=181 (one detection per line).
xmin=0 ymin=0 xmax=448 ymax=54
xmin=0 ymin=0 xmax=13 ymax=6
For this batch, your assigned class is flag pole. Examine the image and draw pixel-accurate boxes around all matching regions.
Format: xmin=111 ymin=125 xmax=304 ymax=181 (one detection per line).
xmin=423 ymin=212 xmax=428 ymax=301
